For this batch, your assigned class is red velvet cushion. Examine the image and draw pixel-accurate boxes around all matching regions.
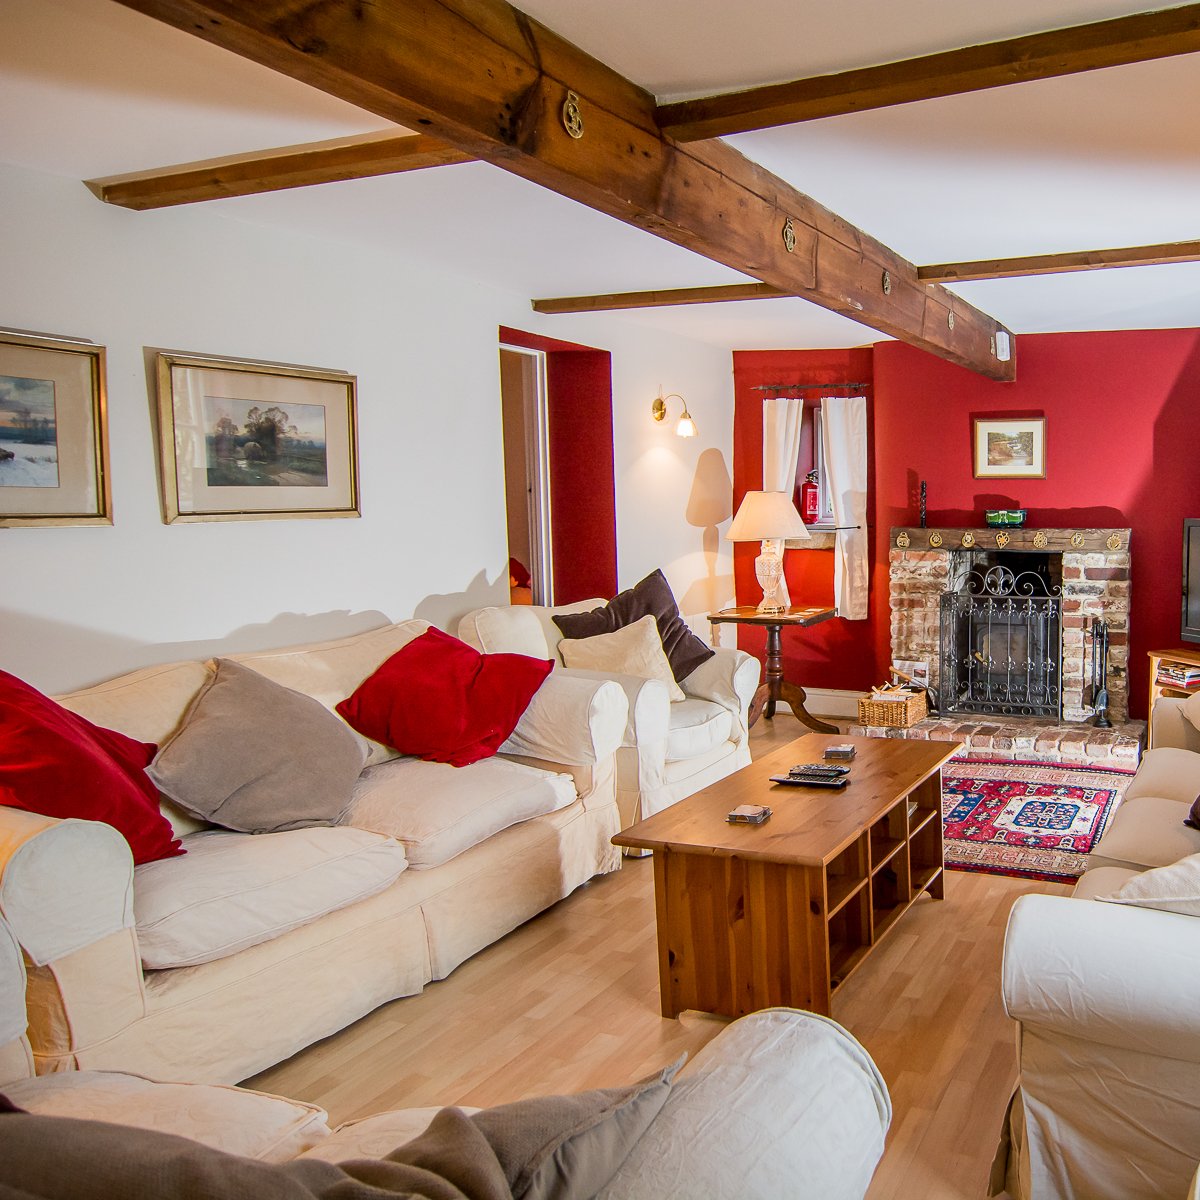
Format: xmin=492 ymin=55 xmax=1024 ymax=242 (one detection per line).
xmin=336 ymin=628 xmax=553 ymax=768
xmin=0 ymin=670 xmax=182 ymax=865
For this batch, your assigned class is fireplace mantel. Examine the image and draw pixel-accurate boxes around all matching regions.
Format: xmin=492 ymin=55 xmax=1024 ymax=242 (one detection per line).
xmin=890 ymin=527 xmax=1130 ymax=555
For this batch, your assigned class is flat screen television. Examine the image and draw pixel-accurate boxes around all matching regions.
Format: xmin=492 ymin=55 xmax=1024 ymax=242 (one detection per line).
xmin=1185 ymin=519 xmax=1200 ymax=644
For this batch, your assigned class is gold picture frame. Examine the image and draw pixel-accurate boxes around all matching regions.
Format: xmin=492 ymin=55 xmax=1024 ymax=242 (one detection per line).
xmin=0 ymin=330 xmax=111 ymax=527
xmin=155 ymin=351 xmax=360 ymax=524
xmin=973 ymin=416 xmax=1046 ymax=479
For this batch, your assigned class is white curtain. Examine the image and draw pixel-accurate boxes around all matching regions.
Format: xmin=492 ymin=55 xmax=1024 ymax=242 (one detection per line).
xmin=762 ymin=398 xmax=804 ymax=606
xmin=821 ymin=396 xmax=869 ymax=620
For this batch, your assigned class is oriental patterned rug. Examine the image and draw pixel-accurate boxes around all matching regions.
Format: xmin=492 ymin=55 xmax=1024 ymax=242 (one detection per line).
xmin=941 ymin=758 xmax=1136 ymax=883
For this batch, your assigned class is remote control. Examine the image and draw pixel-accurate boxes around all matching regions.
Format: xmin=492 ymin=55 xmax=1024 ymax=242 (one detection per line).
xmin=770 ymin=774 xmax=850 ymax=789
xmin=789 ymin=763 xmax=850 ymax=776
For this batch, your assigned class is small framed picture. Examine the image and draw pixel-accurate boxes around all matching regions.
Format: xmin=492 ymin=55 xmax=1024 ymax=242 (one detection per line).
xmin=0 ymin=330 xmax=111 ymax=527
xmin=973 ymin=417 xmax=1046 ymax=479
xmin=155 ymin=351 xmax=359 ymax=523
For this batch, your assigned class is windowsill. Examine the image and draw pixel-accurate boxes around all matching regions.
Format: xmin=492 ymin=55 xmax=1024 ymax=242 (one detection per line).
xmin=786 ymin=529 xmax=837 ymax=550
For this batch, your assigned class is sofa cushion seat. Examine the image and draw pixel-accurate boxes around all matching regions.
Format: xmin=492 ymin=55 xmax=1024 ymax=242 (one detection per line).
xmin=133 ymin=827 xmax=409 ymax=969
xmin=1123 ymin=747 xmax=1200 ymax=805
xmin=1088 ymin=795 xmax=1200 ymax=871
xmin=3 ymin=1070 xmax=330 ymax=1163
xmin=1072 ymin=865 xmax=1142 ymax=900
xmin=665 ymin=699 xmax=733 ymax=763
xmin=342 ymin=756 xmax=576 ymax=869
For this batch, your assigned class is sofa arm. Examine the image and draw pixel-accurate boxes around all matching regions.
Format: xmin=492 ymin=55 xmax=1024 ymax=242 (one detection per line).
xmin=1152 ymin=697 xmax=1200 ymax=752
xmin=548 ymin=667 xmax=670 ymax=750
xmin=0 ymin=808 xmax=145 ymax=1071
xmin=499 ymin=671 xmax=627 ymax=766
xmin=1003 ymin=893 xmax=1200 ymax=1063
xmin=598 ymin=1008 xmax=890 ymax=1200
xmin=681 ymin=648 xmax=760 ymax=738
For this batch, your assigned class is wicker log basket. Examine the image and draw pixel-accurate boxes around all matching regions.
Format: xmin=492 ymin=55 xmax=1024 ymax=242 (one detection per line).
xmin=857 ymin=671 xmax=928 ymax=728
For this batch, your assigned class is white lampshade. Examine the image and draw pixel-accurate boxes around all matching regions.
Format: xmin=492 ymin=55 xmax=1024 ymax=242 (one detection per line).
xmin=725 ymin=490 xmax=811 ymax=542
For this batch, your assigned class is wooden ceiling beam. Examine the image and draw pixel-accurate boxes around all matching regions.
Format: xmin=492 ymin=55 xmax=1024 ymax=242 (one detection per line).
xmin=86 ymin=131 xmax=473 ymax=210
xmin=532 ymin=282 xmax=785 ymax=314
xmin=658 ymin=4 xmax=1200 ymax=141
xmin=920 ymin=239 xmax=1200 ymax=282
xmin=111 ymin=0 xmax=1013 ymax=380
xmin=536 ymin=237 xmax=1200 ymax=312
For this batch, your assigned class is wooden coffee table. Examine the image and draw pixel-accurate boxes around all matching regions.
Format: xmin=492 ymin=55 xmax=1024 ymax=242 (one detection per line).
xmin=612 ymin=733 xmax=960 ymax=1020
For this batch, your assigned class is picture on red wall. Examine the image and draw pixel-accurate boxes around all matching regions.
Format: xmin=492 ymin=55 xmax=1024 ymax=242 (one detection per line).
xmin=973 ymin=417 xmax=1046 ymax=479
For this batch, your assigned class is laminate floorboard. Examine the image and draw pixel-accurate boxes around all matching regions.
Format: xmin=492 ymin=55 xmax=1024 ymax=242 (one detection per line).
xmin=247 ymin=713 xmax=1068 ymax=1197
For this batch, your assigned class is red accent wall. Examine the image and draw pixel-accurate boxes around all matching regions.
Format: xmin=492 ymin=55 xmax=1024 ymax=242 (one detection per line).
xmin=499 ymin=327 xmax=618 ymax=603
xmin=731 ymin=348 xmax=876 ymax=691
xmin=736 ymin=331 xmax=1200 ymax=717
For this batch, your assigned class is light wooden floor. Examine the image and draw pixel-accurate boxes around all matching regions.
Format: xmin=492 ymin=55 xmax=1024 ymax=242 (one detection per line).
xmin=248 ymin=715 xmax=1069 ymax=1197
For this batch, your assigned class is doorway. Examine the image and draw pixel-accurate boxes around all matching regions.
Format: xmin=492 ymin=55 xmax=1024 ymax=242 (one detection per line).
xmin=497 ymin=327 xmax=618 ymax=606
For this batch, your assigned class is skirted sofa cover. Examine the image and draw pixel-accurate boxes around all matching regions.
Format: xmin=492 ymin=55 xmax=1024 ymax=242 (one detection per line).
xmin=0 ymin=619 xmax=627 ymax=1085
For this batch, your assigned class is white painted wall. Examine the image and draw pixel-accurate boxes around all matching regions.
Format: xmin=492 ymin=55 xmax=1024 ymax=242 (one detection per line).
xmin=0 ymin=163 xmax=735 ymax=692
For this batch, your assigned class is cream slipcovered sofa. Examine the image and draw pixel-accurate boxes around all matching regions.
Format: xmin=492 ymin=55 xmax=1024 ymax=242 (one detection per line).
xmin=0 ymin=913 xmax=893 ymax=1200
xmin=459 ymin=602 xmax=759 ymax=828
xmin=0 ymin=620 xmax=628 ymax=1086
xmin=995 ymin=695 xmax=1200 ymax=1200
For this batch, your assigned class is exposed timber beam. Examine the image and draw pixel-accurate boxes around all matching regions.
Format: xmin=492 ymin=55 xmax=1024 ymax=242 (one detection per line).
xmin=533 ymin=282 xmax=785 ymax=314
xmin=536 ymin=237 xmax=1200 ymax=312
xmin=920 ymin=239 xmax=1200 ymax=282
xmin=112 ymin=0 xmax=1014 ymax=380
xmin=86 ymin=131 xmax=473 ymax=210
xmin=658 ymin=4 xmax=1200 ymax=141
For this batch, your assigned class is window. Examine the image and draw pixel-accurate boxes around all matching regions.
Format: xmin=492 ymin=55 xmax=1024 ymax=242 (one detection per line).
xmin=811 ymin=406 xmax=835 ymax=527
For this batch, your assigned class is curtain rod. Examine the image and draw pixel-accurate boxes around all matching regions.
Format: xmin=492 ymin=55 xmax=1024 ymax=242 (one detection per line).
xmin=752 ymin=382 xmax=869 ymax=393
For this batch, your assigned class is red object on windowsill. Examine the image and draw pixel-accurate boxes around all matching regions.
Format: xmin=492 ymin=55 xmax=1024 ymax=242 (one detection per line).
xmin=801 ymin=474 xmax=820 ymax=523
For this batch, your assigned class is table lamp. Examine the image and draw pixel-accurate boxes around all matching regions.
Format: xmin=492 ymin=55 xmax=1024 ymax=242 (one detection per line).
xmin=726 ymin=490 xmax=811 ymax=613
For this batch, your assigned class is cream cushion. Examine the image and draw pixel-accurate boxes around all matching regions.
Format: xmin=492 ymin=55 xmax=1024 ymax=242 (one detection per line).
xmin=133 ymin=827 xmax=408 ymax=968
xmin=559 ymin=616 xmax=685 ymax=702
xmin=1093 ymin=851 xmax=1200 ymax=918
xmin=1072 ymin=865 xmax=1141 ymax=900
xmin=1184 ymin=689 xmax=1200 ymax=731
xmin=1123 ymin=747 xmax=1200 ymax=805
xmin=458 ymin=600 xmax=602 ymax=661
xmin=0 ymin=916 xmax=33 ymax=1087
xmin=1087 ymin=795 xmax=1200 ymax=871
xmin=3 ymin=1070 xmax=330 ymax=1162
xmin=343 ymin=756 xmax=576 ymax=869
xmin=228 ymin=621 xmax=430 ymax=766
xmin=665 ymin=699 xmax=733 ymax=762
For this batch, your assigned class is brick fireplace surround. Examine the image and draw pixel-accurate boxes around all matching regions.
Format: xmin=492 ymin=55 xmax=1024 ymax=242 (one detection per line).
xmin=846 ymin=527 xmax=1144 ymax=767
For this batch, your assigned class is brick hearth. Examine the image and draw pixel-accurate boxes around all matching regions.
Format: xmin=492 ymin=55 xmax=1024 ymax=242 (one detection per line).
xmin=849 ymin=525 xmax=1146 ymax=765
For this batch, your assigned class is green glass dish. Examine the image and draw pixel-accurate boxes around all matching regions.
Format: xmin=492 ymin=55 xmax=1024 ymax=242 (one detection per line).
xmin=984 ymin=509 xmax=1028 ymax=527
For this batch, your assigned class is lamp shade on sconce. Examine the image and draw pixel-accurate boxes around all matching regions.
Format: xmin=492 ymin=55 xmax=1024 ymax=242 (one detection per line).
xmin=651 ymin=391 xmax=698 ymax=438
xmin=725 ymin=490 xmax=810 ymax=542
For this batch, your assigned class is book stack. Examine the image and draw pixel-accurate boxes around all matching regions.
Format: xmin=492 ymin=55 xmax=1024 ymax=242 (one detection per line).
xmin=1156 ymin=661 xmax=1200 ymax=690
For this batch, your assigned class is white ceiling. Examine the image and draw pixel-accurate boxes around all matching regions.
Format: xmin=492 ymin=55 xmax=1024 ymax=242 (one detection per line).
xmin=4 ymin=0 xmax=1200 ymax=351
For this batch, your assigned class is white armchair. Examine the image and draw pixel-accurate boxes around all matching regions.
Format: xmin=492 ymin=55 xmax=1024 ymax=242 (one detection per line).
xmin=458 ymin=602 xmax=760 ymax=828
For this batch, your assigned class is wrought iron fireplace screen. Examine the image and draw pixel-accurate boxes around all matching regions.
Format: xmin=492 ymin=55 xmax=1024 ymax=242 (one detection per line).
xmin=939 ymin=563 xmax=1063 ymax=718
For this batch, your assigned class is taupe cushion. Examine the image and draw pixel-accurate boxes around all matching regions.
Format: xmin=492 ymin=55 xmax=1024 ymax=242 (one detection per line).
xmin=1123 ymin=747 xmax=1200 ymax=805
xmin=149 ymin=659 xmax=366 ymax=834
xmin=559 ymin=616 xmax=685 ymax=702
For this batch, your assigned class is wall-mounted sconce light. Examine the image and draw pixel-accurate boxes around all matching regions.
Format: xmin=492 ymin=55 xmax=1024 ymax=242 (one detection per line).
xmin=651 ymin=391 xmax=697 ymax=438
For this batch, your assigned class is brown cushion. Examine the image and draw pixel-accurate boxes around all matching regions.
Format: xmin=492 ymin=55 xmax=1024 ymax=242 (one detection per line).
xmin=551 ymin=570 xmax=713 ymax=683
xmin=1186 ymin=794 xmax=1200 ymax=830
xmin=148 ymin=659 xmax=366 ymax=834
xmin=473 ymin=1055 xmax=682 ymax=1200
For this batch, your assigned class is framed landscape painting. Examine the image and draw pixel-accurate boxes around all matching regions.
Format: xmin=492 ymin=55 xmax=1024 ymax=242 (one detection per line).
xmin=973 ymin=417 xmax=1046 ymax=479
xmin=0 ymin=331 xmax=111 ymax=527
xmin=155 ymin=351 xmax=359 ymax=523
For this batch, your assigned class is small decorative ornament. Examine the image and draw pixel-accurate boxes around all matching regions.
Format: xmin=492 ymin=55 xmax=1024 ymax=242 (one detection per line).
xmin=896 ymin=531 xmax=911 ymax=548
xmin=1033 ymin=531 xmax=1049 ymax=549
xmin=996 ymin=531 xmax=1010 ymax=548
xmin=929 ymin=532 xmax=943 ymax=548
xmin=1106 ymin=533 xmax=1121 ymax=551
xmin=882 ymin=270 xmax=892 ymax=295
xmin=782 ymin=216 xmax=796 ymax=254
xmin=1071 ymin=531 xmax=1085 ymax=548
xmin=561 ymin=91 xmax=584 ymax=139
xmin=948 ymin=311 xmax=956 ymax=330
xmin=961 ymin=531 xmax=975 ymax=548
